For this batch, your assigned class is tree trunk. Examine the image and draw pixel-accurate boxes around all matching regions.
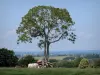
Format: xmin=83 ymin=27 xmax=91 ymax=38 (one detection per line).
xmin=46 ymin=41 xmax=50 ymax=62
xmin=43 ymin=40 xmax=50 ymax=67
xmin=43 ymin=30 xmax=50 ymax=66
xmin=43 ymin=33 xmax=47 ymax=66
xmin=44 ymin=42 xmax=47 ymax=63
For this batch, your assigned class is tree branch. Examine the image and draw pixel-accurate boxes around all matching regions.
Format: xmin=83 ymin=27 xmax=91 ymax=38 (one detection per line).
xmin=50 ymin=33 xmax=64 ymax=44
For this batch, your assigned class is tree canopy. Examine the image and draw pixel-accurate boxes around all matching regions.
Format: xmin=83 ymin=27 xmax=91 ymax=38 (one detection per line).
xmin=0 ymin=48 xmax=18 ymax=67
xmin=16 ymin=6 xmax=76 ymax=62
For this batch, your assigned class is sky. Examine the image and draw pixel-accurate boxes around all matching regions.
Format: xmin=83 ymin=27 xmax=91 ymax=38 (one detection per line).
xmin=0 ymin=0 xmax=100 ymax=52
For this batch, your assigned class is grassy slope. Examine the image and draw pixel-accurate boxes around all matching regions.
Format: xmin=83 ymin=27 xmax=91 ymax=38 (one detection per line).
xmin=0 ymin=68 xmax=100 ymax=75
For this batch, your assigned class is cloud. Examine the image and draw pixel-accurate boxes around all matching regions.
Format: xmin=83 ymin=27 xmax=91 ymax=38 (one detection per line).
xmin=0 ymin=29 xmax=16 ymax=39
xmin=6 ymin=29 xmax=16 ymax=37
xmin=77 ymin=31 xmax=93 ymax=40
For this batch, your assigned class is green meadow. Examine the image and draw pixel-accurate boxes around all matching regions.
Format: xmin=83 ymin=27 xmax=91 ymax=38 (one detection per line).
xmin=0 ymin=68 xmax=100 ymax=75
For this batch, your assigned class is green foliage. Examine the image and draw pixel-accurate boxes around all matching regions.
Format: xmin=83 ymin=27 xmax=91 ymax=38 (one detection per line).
xmin=56 ymin=60 xmax=74 ymax=68
xmin=79 ymin=58 xmax=89 ymax=69
xmin=93 ymin=58 xmax=100 ymax=68
xmin=54 ymin=57 xmax=82 ymax=68
xmin=0 ymin=48 xmax=18 ymax=67
xmin=74 ymin=57 xmax=83 ymax=67
xmin=49 ymin=59 xmax=58 ymax=63
xmin=16 ymin=5 xmax=76 ymax=62
xmin=88 ymin=59 xmax=95 ymax=68
xmin=18 ymin=55 xmax=36 ymax=67
xmin=16 ymin=6 xmax=76 ymax=50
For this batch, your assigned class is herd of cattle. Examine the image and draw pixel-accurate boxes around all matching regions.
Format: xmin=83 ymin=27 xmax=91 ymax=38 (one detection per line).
xmin=28 ymin=60 xmax=53 ymax=68
xmin=15 ymin=59 xmax=53 ymax=68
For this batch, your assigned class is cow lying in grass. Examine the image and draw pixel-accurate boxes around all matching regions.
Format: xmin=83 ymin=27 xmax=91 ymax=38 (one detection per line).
xmin=28 ymin=62 xmax=53 ymax=68
xmin=28 ymin=63 xmax=40 ymax=68
xmin=28 ymin=59 xmax=53 ymax=68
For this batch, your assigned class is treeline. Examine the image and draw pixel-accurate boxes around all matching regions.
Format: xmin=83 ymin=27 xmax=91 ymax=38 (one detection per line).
xmin=50 ymin=57 xmax=100 ymax=68
xmin=0 ymin=48 xmax=100 ymax=68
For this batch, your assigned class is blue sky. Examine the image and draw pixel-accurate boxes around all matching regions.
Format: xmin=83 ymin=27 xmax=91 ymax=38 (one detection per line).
xmin=0 ymin=0 xmax=100 ymax=52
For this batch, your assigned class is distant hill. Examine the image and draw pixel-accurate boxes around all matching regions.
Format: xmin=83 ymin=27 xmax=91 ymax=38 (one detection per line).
xmin=15 ymin=50 xmax=100 ymax=57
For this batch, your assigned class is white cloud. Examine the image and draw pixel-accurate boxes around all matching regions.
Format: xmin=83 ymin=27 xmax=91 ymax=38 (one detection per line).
xmin=6 ymin=29 xmax=16 ymax=37
xmin=77 ymin=31 xmax=93 ymax=40
xmin=1 ymin=29 xmax=16 ymax=39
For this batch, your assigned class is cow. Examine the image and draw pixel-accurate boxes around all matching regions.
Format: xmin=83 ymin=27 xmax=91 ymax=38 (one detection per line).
xmin=28 ymin=63 xmax=40 ymax=68
xmin=37 ymin=59 xmax=53 ymax=68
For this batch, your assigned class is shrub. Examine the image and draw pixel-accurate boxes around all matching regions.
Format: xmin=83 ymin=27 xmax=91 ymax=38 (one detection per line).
xmin=49 ymin=59 xmax=58 ymax=63
xmin=73 ymin=57 xmax=82 ymax=67
xmin=56 ymin=60 xmax=74 ymax=68
xmin=93 ymin=58 xmax=100 ymax=68
xmin=18 ymin=55 xmax=36 ymax=67
xmin=79 ymin=58 xmax=89 ymax=69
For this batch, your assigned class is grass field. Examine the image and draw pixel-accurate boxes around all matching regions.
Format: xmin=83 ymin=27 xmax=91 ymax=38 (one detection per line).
xmin=35 ymin=56 xmax=67 ymax=60
xmin=0 ymin=68 xmax=100 ymax=75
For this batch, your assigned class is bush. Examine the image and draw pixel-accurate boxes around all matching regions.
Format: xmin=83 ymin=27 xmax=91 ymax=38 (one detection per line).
xmin=73 ymin=57 xmax=82 ymax=67
xmin=0 ymin=48 xmax=18 ymax=67
xmin=88 ymin=59 xmax=95 ymax=68
xmin=49 ymin=59 xmax=58 ymax=63
xmin=18 ymin=55 xmax=36 ymax=67
xmin=56 ymin=60 xmax=74 ymax=68
xmin=79 ymin=58 xmax=89 ymax=69
xmin=93 ymin=58 xmax=100 ymax=68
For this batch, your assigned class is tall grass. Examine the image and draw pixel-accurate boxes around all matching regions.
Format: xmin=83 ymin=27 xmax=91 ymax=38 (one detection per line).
xmin=0 ymin=68 xmax=100 ymax=75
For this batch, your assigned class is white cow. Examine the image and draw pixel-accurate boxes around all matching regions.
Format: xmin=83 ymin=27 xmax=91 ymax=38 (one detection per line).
xmin=28 ymin=63 xmax=39 ymax=68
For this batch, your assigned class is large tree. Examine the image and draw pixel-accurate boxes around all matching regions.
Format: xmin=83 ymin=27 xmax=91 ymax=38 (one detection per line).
xmin=16 ymin=6 xmax=76 ymax=62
